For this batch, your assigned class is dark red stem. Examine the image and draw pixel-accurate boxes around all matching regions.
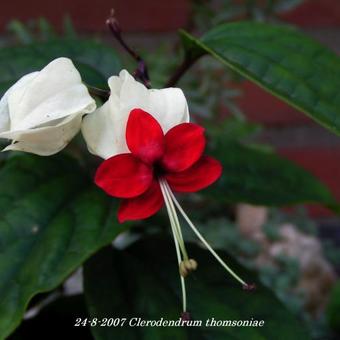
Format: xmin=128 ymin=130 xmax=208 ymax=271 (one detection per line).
xmin=165 ymin=56 xmax=197 ymax=87
xmin=106 ymin=10 xmax=151 ymax=88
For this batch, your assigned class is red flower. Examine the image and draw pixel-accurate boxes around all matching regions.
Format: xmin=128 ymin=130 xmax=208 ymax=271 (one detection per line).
xmin=95 ymin=108 xmax=249 ymax=314
xmin=95 ymin=108 xmax=222 ymax=222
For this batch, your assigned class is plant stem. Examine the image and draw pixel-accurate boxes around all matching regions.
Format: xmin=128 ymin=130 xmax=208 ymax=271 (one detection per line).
xmin=87 ymin=85 xmax=110 ymax=101
xmin=106 ymin=9 xmax=151 ymax=88
xmin=165 ymin=56 xmax=198 ymax=87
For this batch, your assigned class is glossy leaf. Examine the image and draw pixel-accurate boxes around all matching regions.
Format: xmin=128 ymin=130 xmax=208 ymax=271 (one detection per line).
xmin=0 ymin=154 xmax=129 ymax=338
xmin=0 ymin=38 xmax=121 ymax=95
xmin=84 ymin=236 xmax=311 ymax=340
xmin=209 ymin=141 xmax=338 ymax=210
xmin=181 ymin=22 xmax=340 ymax=135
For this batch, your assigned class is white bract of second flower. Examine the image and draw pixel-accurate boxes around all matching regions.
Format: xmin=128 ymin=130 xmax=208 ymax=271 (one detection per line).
xmin=81 ymin=69 xmax=189 ymax=159
xmin=0 ymin=57 xmax=96 ymax=155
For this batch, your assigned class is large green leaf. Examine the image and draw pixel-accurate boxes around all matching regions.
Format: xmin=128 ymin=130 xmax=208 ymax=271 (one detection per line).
xmin=209 ymin=141 xmax=338 ymax=210
xmin=181 ymin=22 xmax=340 ymax=135
xmin=84 ymin=237 xmax=310 ymax=339
xmin=0 ymin=38 xmax=121 ymax=95
xmin=0 ymin=154 xmax=129 ymax=338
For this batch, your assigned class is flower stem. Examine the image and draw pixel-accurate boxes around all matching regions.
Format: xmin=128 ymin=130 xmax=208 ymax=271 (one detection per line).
xmin=106 ymin=9 xmax=151 ymax=88
xmin=165 ymin=56 xmax=197 ymax=87
xmin=87 ymin=85 xmax=110 ymax=101
xmin=165 ymin=182 xmax=247 ymax=286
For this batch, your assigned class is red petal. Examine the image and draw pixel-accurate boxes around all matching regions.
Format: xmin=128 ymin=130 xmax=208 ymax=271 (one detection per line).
xmin=161 ymin=123 xmax=206 ymax=172
xmin=126 ymin=108 xmax=165 ymax=164
xmin=118 ymin=180 xmax=163 ymax=222
xmin=166 ymin=156 xmax=222 ymax=193
xmin=95 ymin=153 xmax=153 ymax=198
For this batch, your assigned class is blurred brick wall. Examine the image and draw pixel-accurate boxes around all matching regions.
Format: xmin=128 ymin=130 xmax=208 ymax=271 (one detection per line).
xmin=264 ymin=0 xmax=340 ymax=216
xmin=0 ymin=0 xmax=190 ymax=32
xmin=0 ymin=0 xmax=339 ymax=216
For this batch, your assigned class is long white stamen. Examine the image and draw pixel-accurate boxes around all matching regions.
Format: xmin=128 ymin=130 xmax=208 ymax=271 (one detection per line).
xmin=161 ymin=182 xmax=188 ymax=259
xmin=159 ymin=180 xmax=187 ymax=312
xmin=165 ymin=181 xmax=247 ymax=286
xmin=161 ymin=180 xmax=188 ymax=261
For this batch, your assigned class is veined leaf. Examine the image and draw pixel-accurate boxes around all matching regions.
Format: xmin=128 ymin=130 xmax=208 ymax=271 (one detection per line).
xmin=0 ymin=154 xmax=129 ymax=338
xmin=181 ymin=22 xmax=340 ymax=135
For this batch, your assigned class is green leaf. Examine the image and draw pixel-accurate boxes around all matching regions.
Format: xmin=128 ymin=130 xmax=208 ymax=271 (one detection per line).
xmin=209 ymin=141 xmax=338 ymax=209
xmin=181 ymin=22 xmax=340 ymax=135
xmin=0 ymin=38 xmax=121 ymax=95
xmin=6 ymin=20 xmax=34 ymax=44
xmin=37 ymin=18 xmax=57 ymax=41
xmin=84 ymin=236 xmax=311 ymax=339
xmin=0 ymin=154 xmax=129 ymax=338
xmin=63 ymin=16 xmax=78 ymax=39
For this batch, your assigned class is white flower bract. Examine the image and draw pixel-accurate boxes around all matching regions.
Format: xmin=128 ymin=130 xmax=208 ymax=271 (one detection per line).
xmin=81 ymin=69 xmax=189 ymax=159
xmin=0 ymin=57 xmax=96 ymax=155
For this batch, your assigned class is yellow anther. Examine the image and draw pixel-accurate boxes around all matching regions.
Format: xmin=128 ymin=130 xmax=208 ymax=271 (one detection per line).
xmin=179 ymin=259 xmax=198 ymax=278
